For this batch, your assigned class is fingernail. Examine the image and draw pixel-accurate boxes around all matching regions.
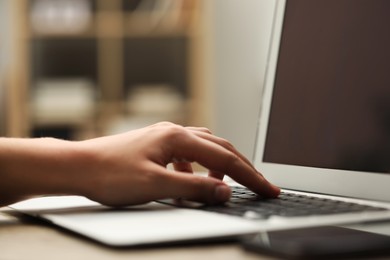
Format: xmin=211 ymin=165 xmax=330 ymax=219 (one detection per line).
xmin=214 ymin=185 xmax=231 ymax=202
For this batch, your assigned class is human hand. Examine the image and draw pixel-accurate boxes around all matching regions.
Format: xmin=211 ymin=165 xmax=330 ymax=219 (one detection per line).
xmin=77 ymin=122 xmax=280 ymax=207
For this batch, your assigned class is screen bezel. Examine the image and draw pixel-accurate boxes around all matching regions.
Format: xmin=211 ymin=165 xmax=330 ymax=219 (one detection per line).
xmin=253 ymin=0 xmax=390 ymax=202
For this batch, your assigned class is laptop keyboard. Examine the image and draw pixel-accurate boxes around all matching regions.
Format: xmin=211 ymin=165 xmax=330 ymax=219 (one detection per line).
xmin=202 ymin=186 xmax=388 ymax=220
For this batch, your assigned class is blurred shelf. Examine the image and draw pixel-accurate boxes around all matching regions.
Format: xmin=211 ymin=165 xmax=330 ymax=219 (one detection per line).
xmin=7 ymin=0 xmax=202 ymax=139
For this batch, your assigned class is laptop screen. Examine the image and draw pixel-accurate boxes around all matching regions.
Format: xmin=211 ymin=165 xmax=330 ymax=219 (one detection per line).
xmin=263 ymin=0 xmax=390 ymax=174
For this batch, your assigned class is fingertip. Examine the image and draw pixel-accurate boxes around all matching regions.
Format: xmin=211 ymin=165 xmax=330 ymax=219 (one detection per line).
xmin=160 ymin=171 xmax=231 ymax=205
xmin=251 ymin=176 xmax=281 ymax=198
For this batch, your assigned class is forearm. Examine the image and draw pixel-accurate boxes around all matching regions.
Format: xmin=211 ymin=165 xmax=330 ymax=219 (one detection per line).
xmin=0 ymin=137 xmax=89 ymax=206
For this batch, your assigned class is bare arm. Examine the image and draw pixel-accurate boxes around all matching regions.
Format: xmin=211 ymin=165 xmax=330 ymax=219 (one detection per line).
xmin=0 ymin=122 xmax=280 ymax=207
xmin=0 ymin=137 xmax=88 ymax=206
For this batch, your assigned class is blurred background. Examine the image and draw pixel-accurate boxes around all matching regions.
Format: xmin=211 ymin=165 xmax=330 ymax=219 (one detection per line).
xmin=0 ymin=0 xmax=275 ymax=159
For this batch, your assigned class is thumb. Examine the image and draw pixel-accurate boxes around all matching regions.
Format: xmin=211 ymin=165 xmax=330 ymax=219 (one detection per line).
xmin=158 ymin=171 xmax=231 ymax=204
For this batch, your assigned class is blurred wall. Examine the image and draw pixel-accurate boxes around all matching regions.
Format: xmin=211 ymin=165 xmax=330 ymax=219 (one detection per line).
xmin=207 ymin=0 xmax=275 ymax=160
xmin=0 ymin=0 xmax=12 ymax=135
xmin=0 ymin=0 xmax=9 ymax=71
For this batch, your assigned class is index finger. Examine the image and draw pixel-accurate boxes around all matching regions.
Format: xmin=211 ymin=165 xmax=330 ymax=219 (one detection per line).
xmin=189 ymin=130 xmax=264 ymax=180
xmin=169 ymin=132 xmax=280 ymax=198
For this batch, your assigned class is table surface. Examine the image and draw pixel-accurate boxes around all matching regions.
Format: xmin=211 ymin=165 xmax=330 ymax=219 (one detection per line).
xmin=0 ymin=207 xmax=271 ymax=260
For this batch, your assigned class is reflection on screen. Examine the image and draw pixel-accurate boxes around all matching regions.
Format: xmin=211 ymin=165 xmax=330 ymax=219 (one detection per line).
xmin=263 ymin=0 xmax=390 ymax=173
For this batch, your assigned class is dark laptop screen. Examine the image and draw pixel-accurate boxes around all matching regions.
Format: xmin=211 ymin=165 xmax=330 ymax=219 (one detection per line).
xmin=263 ymin=0 xmax=390 ymax=173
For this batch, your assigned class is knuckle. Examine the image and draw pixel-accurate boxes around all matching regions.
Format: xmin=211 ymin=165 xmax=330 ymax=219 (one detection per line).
xmin=220 ymin=138 xmax=234 ymax=150
xmin=198 ymin=127 xmax=212 ymax=134
xmin=163 ymin=124 xmax=189 ymax=141
xmin=148 ymin=122 xmax=191 ymax=143
xmin=151 ymin=122 xmax=189 ymax=139
xmin=154 ymin=121 xmax=177 ymax=127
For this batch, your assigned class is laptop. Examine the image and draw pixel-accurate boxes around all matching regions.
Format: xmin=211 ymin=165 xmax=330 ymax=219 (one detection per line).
xmin=10 ymin=0 xmax=390 ymax=246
